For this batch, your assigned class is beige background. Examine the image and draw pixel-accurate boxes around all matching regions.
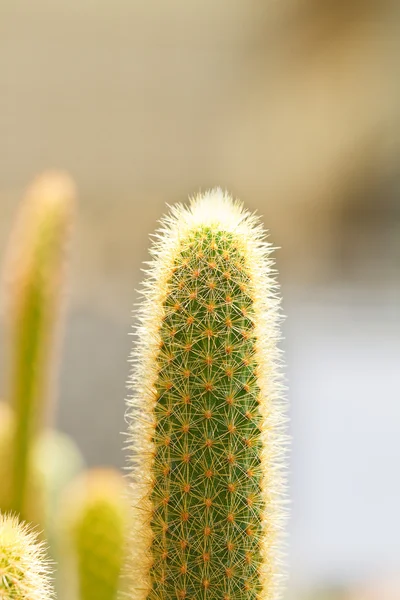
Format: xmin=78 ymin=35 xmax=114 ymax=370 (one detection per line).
xmin=1 ymin=1 xmax=399 ymax=595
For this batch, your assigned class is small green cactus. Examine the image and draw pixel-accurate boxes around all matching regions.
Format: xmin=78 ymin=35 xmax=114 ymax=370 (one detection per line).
xmin=128 ymin=191 xmax=285 ymax=600
xmin=3 ymin=172 xmax=75 ymax=520
xmin=61 ymin=468 xmax=128 ymax=600
xmin=33 ymin=428 xmax=85 ymax=547
xmin=0 ymin=513 xmax=54 ymax=599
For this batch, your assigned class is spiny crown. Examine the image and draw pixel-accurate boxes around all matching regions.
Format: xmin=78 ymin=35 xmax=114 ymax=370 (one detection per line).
xmin=129 ymin=190 xmax=284 ymax=600
xmin=0 ymin=513 xmax=53 ymax=600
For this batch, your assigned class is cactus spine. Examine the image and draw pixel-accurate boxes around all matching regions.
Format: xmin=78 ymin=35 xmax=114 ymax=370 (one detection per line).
xmin=0 ymin=513 xmax=54 ymax=599
xmin=3 ymin=172 xmax=75 ymax=520
xmin=61 ymin=469 xmax=128 ymax=600
xmin=128 ymin=190 xmax=285 ymax=600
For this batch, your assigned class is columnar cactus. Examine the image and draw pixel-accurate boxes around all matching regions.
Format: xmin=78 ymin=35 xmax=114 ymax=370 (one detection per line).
xmin=3 ymin=172 xmax=75 ymax=519
xmin=128 ymin=190 xmax=285 ymax=600
xmin=61 ymin=469 xmax=128 ymax=600
xmin=0 ymin=513 xmax=54 ymax=599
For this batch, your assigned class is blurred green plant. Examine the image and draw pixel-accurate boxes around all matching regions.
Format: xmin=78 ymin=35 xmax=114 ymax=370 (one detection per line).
xmin=0 ymin=401 xmax=14 ymax=515
xmin=34 ymin=429 xmax=85 ymax=548
xmin=60 ymin=468 xmax=128 ymax=600
xmin=2 ymin=172 xmax=75 ymax=522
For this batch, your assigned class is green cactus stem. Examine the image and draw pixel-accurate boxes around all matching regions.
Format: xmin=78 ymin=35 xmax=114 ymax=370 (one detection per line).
xmin=61 ymin=468 xmax=128 ymax=600
xmin=128 ymin=190 xmax=286 ymax=600
xmin=0 ymin=403 xmax=44 ymax=525
xmin=0 ymin=401 xmax=14 ymax=512
xmin=0 ymin=513 xmax=54 ymax=600
xmin=3 ymin=172 xmax=75 ymax=520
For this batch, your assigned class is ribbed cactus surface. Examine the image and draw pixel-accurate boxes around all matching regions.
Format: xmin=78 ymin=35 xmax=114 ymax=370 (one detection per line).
xmin=129 ymin=191 xmax=285 ymax=600
xmin=0 ymin=513 xmax=53 ymax=600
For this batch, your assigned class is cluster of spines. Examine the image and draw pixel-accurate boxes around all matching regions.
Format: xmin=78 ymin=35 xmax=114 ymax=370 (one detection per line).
xmin=128 ymin=191 xmax=285 ymax=600
xmin=0 ymin=513 xmax=54 ymax=600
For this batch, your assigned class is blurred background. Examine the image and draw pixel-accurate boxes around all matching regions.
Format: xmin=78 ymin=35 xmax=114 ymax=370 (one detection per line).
xmin=0 ymin=1 xmax=399 ymax=598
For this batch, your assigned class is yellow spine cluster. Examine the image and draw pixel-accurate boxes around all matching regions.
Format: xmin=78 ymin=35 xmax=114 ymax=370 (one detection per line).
xmin=0 ymin=513 xmax=54 ymax=600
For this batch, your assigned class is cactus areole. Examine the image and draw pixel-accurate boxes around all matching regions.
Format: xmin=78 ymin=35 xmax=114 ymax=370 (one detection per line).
xmin=128 ymin=190 xmax=285 ymax=600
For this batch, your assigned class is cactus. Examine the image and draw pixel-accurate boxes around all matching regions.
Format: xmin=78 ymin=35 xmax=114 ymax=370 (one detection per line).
xmin=61 ymin=468 xmax=128 ymax=600
xmin=0 ymin=513 xmax=54 ymax=599
xmin=128 ymin=190 xmax=285 ymax=600
xmin=0 ymin=402 xmax=14 ymax=512
xmin=2 ymin=172 xmax=75 ymax=520
xmin=0 ymin=400 xmax=83 ymax=546
xmin=0 ymin=403 xmax=42 ymax=525
xmin=33 ymin=428 xmax=85 ymax=549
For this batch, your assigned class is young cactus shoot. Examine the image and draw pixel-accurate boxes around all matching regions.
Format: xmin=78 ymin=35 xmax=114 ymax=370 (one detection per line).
xmin=128 ymin=190 xmax=286 ymax=600
xmin=3 ymin=172 xmax=75 ymax=520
